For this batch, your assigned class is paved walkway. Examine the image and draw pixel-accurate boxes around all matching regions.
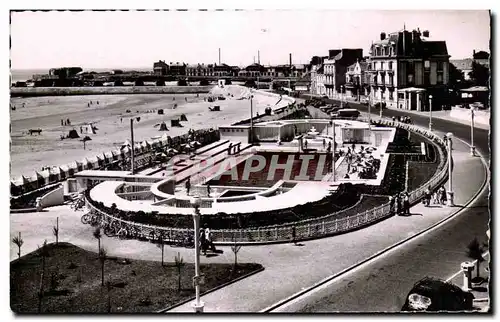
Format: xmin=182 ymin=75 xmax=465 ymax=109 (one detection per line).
xmin=10 ymin=124 xmax=488 ymax=312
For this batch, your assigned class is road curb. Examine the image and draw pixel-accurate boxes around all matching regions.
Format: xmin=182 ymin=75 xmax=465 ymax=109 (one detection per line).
xmin=262 ymin=143 xmax=489 ymax=312
xmin=157 ymin=265 xmax=265 ymax=313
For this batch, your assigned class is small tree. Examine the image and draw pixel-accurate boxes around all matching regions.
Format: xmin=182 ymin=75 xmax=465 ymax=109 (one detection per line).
xmin=99 ymin=247 xmax=107 ymax=286
xmin=37 ymin=240 xmax=49 ymax=313
xmin=466 ymin=237 xmax=486 ymax=279
xmin=156 ymin=232 xmax=166 ymax=266
xmin=231 ymin=236 xmax=242 ymax=275
xmin=12 ymin=232 xmax=24 ymax=259
xmin=52 ymin=217 xmax=59 ymax=245
xmin=93 ymin=227 xmax=102 ymax=255
xmin=174 ymin=252 xmax=185 ymax=292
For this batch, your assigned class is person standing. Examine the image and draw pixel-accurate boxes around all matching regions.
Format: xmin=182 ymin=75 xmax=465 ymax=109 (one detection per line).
xmin=291 ymin=226 xmax=297 ymax=245
xmin=440 ymin=186 xmax=447 ymax=205
xmin=185 ymin=177 xmax=191 ymax=195
xmin=396 ymin=194 xmax=402 ymax=215
xmin=403 ymin=193 xmax=410 ymax=215
xmin=389 ymin=196 xmax=395 ymax=215
xmin=424 ymin=187 xmax=431 ymax=207
xmin=200 ymin=228 xmax=207 ymax=256
xmin=206 ymin=184 xmax=211 ymax=197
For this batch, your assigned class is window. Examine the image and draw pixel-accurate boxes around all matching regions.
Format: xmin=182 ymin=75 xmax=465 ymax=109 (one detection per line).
xmin=389 ymin=91 xmax=393 ymax=100
xmin=437 ymin=74 xmax=443 ymax=84
xmin=381 ymin=62 xmax=385 ymax=70
xmin=437 ymin=61 xmax=444 ymax=71
xmin=424 ymin=60 xmax=430 ymax=69
xmin=388 ymin=61 xmax=393 ymax=70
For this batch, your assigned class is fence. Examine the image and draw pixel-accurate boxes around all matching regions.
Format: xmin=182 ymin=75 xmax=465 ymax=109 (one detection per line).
xmin=84 ymin=119 xmax=449 ymax=244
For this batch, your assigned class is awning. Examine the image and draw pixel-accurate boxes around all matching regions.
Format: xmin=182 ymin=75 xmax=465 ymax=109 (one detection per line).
xmin=461 ymin=86 xmax=489 ymax=93
xmin=398 ymin=87 xmax=426 ymax=93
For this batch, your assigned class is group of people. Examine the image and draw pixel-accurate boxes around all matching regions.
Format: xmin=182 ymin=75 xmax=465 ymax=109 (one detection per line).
xmin=423 ymin=186 xmax=447 ymax=206
xmin=61 ymin=118 xmax=72 ymax=126
xmin=199 ymin=226 xmax=216 ymax=255
xmin=343 ymin=144 xmax=380 ymax=180
xmin=87 ymin=100 xmax=99 ymax=108
xmin=389 ymin=191 xmax=411 ymax=216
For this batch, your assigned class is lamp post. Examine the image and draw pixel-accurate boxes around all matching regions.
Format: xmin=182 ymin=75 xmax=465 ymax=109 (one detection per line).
xmin=332 ymin=121 xmax=336 ymax=182
xmin=249 ymin=92 xmax=254 ymax=144
xmin=428 ymin=95 xmax=433 ymax=132
xmin=190 ymin=196 xmax=204 ymax=313
xmin=469 ymin=96 xmax=476 ymax=156
xmin=446 ymin=132 xmax=454 ymax=207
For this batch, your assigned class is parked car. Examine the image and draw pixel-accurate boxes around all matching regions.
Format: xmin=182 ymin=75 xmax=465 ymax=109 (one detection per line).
xmin=401 ymin=277 xmax=474 ymax=312
xmin=331 ymin=108 xmax=360 ymax=120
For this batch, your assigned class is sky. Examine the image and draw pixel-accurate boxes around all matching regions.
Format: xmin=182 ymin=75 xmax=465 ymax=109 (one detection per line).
xmin=10 ymin=10 xmax=491 ymax=70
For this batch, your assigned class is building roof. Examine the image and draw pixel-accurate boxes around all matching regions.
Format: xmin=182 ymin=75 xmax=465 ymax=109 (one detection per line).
xmin=450 ymin=59 xmax=473 ymax=71
xmin=372 ymin=30 xmax=448 ymax=58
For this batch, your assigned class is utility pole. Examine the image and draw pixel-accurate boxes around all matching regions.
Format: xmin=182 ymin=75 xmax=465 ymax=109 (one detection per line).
xmin=130 ymin=118 xmax=135 ymax=174
xmin=218 ymin=48 xmax=221 ymax=65
xmin=332 ymin=121 xmax=336 ymax=182
xmin=250 ymin=92 xmax=254 ymax=144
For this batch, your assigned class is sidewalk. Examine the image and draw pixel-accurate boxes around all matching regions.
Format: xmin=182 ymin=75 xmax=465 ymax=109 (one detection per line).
xmin=10 ymin=124 xmax=488 ymax=312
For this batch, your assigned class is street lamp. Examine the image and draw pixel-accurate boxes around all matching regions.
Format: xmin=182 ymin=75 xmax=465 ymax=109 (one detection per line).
xmin=190 ymin=196 xmax=204 ymax=313
xmin=428 ymin=95 xmax=433 ymax=132
xmin=446 ymin=132 xmax=454 ymax=207
xmin=469 ymin=96 xmax=476 ymax=156
xmin=332 ymin=121 xmax=336 ymax=182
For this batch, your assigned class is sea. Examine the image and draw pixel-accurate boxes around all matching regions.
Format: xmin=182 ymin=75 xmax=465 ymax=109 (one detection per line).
xmin=10 ymin=67 xmax=152 ymax=83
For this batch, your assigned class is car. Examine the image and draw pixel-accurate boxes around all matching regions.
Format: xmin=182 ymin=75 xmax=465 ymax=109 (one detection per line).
xmin=401 ymin=277 xmax=475 ymax=312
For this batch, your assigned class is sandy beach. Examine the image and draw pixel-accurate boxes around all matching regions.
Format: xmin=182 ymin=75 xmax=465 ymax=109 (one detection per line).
xmin=9 ymin=86 xmax=290 ymax=179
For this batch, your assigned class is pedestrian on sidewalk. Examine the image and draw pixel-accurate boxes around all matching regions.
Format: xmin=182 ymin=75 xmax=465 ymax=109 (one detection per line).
xmin=389 ymin=196 xmax=395 ymax=215
xmin=206 ymin=184 xmax=211 ymax=197
xmin=185 ymin=177 xmax=191 ymax=195
xmin=396 ymin=194 xmax=402 ymax=215
xmin=403 ymin=192 xmax=410 ymax=215
xmin=228 ymin=142 xmax=232 ymax=155
xmin=440 ymin=186 xmax=447 ymax=205
xmin=291 ymin=226 xmax=297 ymax=245
xmin=323 ymin=139 xmax=326 ymax=150
xmin=424 ymin=187 xmax=431 ymax=207
xmin=432 ymin=191 xmax=440 ymax=205
xmin=200 ymin=228 xmax=207 ymax=256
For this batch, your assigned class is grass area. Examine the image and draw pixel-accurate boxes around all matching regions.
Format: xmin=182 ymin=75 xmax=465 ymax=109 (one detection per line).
xmin=334 ymin=195 xmax=389 ymax=220
xmin=10 ymin=243 xmax=262 ymax=313
xmin=407 ymin=161 xmax=440 ymax=192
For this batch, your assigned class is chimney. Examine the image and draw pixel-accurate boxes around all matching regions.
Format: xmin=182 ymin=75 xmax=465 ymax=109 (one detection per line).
xmin=218 ymin=48 xmax=221 ymax=65
xmin=258 ymin=51 xmax=260 ymax=65
xmin=422 ymin=30 xmax=429 ymax=37
xmin=380 ymin=32 xmax=386 ymax=40
xmin=289 ymin=53 xmax=292 ymax=67
xmin=473 ymin=50 xmax=476 ymax=57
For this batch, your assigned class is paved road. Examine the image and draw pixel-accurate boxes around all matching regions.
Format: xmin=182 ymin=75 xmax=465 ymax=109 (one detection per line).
xmin=277 ymin=98 xmax=491 ymax=312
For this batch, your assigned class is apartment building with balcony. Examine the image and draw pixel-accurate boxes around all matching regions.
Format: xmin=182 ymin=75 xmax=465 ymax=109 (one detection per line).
xmin=368 ymin=29 xmax=450 ymax=110
xmin=345 ymin=58 xmax=370 ymax=100
xmin=322 ymin=49 xmax=364 ymax=99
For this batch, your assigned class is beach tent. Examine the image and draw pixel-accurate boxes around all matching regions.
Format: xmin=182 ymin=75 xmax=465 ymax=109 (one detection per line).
xmin=60 ymin=164 xmax=71 ymax=178
xmin=68 ymin=129 xmax=80 ymax=139
xmin=189 ymin=140 xmax=201 ymax=148
xmin=159 ymin=122 xmax=169 ymax=131
xmin=96 ymin=154 xmax=106 ymax=168
xmin=111 ymin=149 xmax=121 ymax=161
xmin=82 ymin=158 xmax=93 ymax=170
xmin=88 ymin=156 xmax=100 ymax=169
xmin=180 ymin=114 xmax=188 ymax=122
xmin=36 ymin=170 xmax=50 ymax=187
xmin=105 ymin=151 xmax=114 ymax=162
xmin=74 ymin=160 xmax=83 ymax=172
xmin=122 ymin=139 xmax=131 ymax=147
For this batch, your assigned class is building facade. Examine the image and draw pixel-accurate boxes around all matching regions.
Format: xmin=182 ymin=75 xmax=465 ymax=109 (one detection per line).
xmin=368 ymin=29 xmax=450 ymax=110
xmin=153 ymin=60 xmax=169 ymax=76
xmin=345 ymin=59 xmax=370 ymax=100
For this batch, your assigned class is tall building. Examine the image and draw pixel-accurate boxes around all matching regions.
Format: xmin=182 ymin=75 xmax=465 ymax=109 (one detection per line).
xmin=153 ymin=60 xmax=168 ymax=76
xmin=345 ymin=58 xmax=370 ymax=100
xmin=368 ymin=28 xmax=450 ymax=110
xmin=323 ymin=49 xmax=364 ymax=99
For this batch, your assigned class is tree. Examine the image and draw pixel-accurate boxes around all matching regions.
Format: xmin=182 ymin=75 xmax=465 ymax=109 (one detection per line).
xmin=466 ymin=237 xmax=486 ymax=280
xmin=12 ymin=232 xmax=24 ymax=259
xmin=93 ymin=227 xmax=102 ymax=255
xmin=230 ymin=236 xmax=242 ymax=275
xmin=52 ymin=217 xmax=59 ymax=245
xmin=468 ymin=61 xmax=489 ymax=87
xmin=156 ymin=232 xmax=166 ymax=267
xmin=174 ymin=252 xmax=185 ymax=292
xmin=99 ymin=247 xmax=107 ymax=286
xmin=37 ymin=240 xmax=49 ymax=313
xmin=448 ymin=63 xmax=466 ymax=89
